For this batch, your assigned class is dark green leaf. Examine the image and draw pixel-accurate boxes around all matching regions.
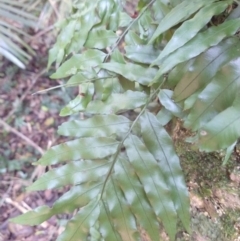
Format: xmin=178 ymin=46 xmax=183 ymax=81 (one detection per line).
xmin=28 ymin=160 xmax=110 ymax=191
xmin=174 ymin=38 xmax=240 ymax=101
xmin=57 ymin=199 xmax=100 ymax=241
xmin=111 ymin=49 xmax=126 ymax=64
xmin=124 ymin=135 xmax=177 ymax=240
xmin=48 ymin=20 xmax=77 ymax=67
xmin=84 ymin=29 xmax=117 ymax=49
xmin=199 ymin=99 xmax=240 ymax=151
xmin=119 ymin=12 xmax=132 ymax=27
xmin=99 ymin=62 xmax=158 ymax=85
xmin=10 ymin=206 xmax=53 ymax=226
xmin=156 ymin=1 xmax=228 ymax=62
xmin=86 ymin=90 xmax=148 ymax=114
xmin=104 ymin=180 xmax=140 ymax=241
xmin=60 ymin=83 xmax=94 ymax=116
xmin=140 ymin=112 xmax=190 ymax=232
xmin=119 ymin=76 xmax=135 ymax=91
xmin=98 ymin=202 xmax=122 ymax=241
xmin=158 ymin=89 xmax=183 ymax=117
xmin=152 ymin=19 xmax=240 ymax=83
xmin=37 ymin=137 xmax=119 ymax=166
xmin=152 ymin=0 xmax=170 ymax=21
xmin=149 ymin=0 xmax=213 ymax=43
xmin=125 ymin=45 xmax=160 ymax=64
xmin=125 ymin=30 xmax=146 ymax=45
xmin=51 ymin=50 xmax=106 ymax=79
xmin=156 ymin=107 xmax=173 ymax=126
xmin=66 ymin=72 xmax=88 ymax=86
xmin=11 ymin=182 xmax=103 ymax=225
xmin=185 ymin=58 xmax=240 ymax=130
xmin=65 ymin=5 xmax=101 ymax=54
xmin=114 ymin=155 xmax=161 ymax=241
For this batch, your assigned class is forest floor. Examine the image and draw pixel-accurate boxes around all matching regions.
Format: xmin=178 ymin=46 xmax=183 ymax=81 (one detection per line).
xmin=0 ymin=30 xmax=74 ymax=240
xmin=0 ymin=1 xmax=240 ymax=241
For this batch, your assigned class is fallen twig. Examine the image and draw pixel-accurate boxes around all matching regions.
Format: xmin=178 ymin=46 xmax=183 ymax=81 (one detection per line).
xmin=0 ymin=119 xmax=44 ymax=155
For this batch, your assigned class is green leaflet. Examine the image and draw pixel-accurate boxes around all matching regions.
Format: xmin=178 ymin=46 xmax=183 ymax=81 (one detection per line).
xmin=89 ymin=222 xmax=102 ymax=241
xmin=158 ymin=89 xmax=183 ymax=118
xmin=28 ymin=159 xmax=110 ymax=191
xmin=98 ymin=202 xmax=122 ymax=241
xmin=99 ymin=62 xmax=158 ymax=85
xmin=101 ymin=77 xmax=122 ymax=101
xmin=119 ymin=11 xmax=132 ymax=27
xmin=148 ymin=0 xmax=214 ymax=43
xmin=125 ymin=30 xmax=146 ymax=46
xmin=111 ymin=49 xmax=126 ymax=64
xmin=86 ymin=90 xmax=148 ymax=114
xmin=52 ymin=183 xmax=103 ymax=214
xmin=185 ymin=58 xmax=240 ymax=130
xmin=57 ymin=199 xmax=100 ymax=241
xmin=124 ymin=135 xmax=177 ymax=240
xmin=156 ymin=107 xmax=173 ymax=126
xmin=138 ymin=9 xmax=152 ymax=39
xmin=51 ymin=49 xmax=106 ymax=79
xmin=58 ymin=115 xmax=131 ymax=137
xmin=66 ymin=1 xmax=101 ymax=55
xmin=60 ymin=83 xmax=94 ymax=116
xmin=173 ymin=38 xmax=240 ymax=101
xmin=113 ymin=155 xmax=160 ymax=241
xmin=104 ymin=180 xmax=140 ymax=241
xmin=94 ymin=71 xmax=109 ymax=101
xmin=199 ymin=99 xmax=240 ymax=151
xmin=118 ymin=76 xmax=135 ymax=91
xmin=97 ymin=0 xmax=119 ymax=30
xmin=125 ymin=45 xmax=160 ymax=64
xmin=140 ymin=112 xmax=190 ymax=232
xmin=48 ymin=20 xmax=77 ymax=68
xmin=10 ymin=206 xmax=53 ymax=226
xmin=84 ymin=29 xmax=118 ymax=49
xmin=152 ymin=0 xmax=170 ymax=22
xmin=222 ymin=141 xmax=237 ymax=165
xmin=47 ymin=0 xmax=102 ymax=67
xmin=11 ymin=183 xmax=103 ymax=226
xmin=151 ymin=18 xmax=240 ymax=84
xmin=183 ymin=90 xmax=202 ymax=111
xmin=37 ymin=137 xmax=119 ymax=166
xmin=155 ymin=1 xmax=228 ymax=63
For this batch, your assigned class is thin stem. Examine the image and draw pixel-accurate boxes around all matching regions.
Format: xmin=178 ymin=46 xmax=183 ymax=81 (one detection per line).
xmin=100 ymin=76 xmax=167 ymax=199
xmin=32 ymin=76 xmax=116 ymax=95
xmin=0 ymin=119 xmax=44 ymax=155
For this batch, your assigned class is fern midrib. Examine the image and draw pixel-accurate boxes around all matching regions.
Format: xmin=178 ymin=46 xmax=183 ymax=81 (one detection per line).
xmin=100 ymin=77 xmax=167 ymax=199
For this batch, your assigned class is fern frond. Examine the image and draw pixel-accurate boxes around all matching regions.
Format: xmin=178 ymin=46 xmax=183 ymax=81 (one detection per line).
xmin=13 ymin=0 xmax=240 ymax=240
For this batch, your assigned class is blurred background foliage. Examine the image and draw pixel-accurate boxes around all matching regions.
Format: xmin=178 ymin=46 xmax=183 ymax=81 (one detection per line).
xmin=0 ymin=0 xmax=72 ymax=69
xmin=0 ymin=0 xmax=75 ymax=174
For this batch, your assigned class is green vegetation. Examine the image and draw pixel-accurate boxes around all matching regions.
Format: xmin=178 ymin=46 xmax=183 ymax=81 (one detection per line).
xmin=0 ymin=0 xmax=71 ymax=68
xmin=10 ymin=0 xmax=240 ymax=240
